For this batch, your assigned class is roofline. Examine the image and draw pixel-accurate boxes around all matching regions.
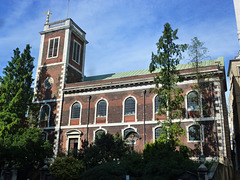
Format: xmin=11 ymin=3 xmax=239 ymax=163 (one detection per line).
xmin=227 ymin=58 xmax=240 ymax=76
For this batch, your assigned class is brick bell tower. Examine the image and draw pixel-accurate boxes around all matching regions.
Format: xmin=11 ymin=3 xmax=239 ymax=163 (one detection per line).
xmin=33 ymin=15 xmax=88 ymax=156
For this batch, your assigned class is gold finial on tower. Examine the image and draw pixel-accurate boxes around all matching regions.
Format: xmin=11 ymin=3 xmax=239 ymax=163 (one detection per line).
xmin=44 ymin=9 xmax=52 ymax=24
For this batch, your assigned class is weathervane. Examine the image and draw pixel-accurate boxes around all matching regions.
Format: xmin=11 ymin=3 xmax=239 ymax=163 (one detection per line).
xmin=44 ymin=9 xmax=52 ymax=24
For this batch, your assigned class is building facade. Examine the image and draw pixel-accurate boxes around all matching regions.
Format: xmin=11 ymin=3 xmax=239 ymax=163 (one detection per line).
xmin=33 ymin=18 xmax=231 ymax=162
xmin=228 ymin=59 xmax=240 ymax=169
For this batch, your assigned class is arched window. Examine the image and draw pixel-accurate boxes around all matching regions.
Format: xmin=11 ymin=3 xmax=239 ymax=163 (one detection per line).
xmin=71 ymin=102 xmax=81 ymax=119
xmin=155 ymin=96 xmax=161 ymax=113
xmin=155 ymin=127 xmax=165 ymax=140
xmin=39 ymin=104 xmax=50 ymax=122
xmin=125 ymin=97 xmax=135 ymax=115
xmin=95 ymin=129 xmax=105 ymax=139
xmin=97 ymin=100 xmax=107 ymax=117
xmin=187 ymin=91 xmax=199 ymax=111
xmin=188 ymin=125 xmax=200 ymax=141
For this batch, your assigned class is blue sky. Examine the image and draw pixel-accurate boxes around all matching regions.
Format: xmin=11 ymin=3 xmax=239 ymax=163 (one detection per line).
xmin=0 ymin=0 xmax=239 ymax=95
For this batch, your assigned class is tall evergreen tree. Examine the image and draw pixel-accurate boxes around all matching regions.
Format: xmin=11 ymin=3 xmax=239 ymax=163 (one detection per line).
xmin=0 ymin=45 xmax=52 ymax=175
xmin=0 ymin=44 xmax=34 ymax=134
xmin=149 ymin=23 xmax=188 ymax=147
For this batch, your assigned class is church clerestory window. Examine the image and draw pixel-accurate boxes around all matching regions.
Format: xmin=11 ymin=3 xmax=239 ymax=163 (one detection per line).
xmin=71 ymin=102 xmax=81 ymax=119
xmin=187 ymin=91 xmax=199 ymax=111
xmin=97 ymin=100 xmax=107 ymax=117
xmin=125 ymin=97 xmax=135 ymax=116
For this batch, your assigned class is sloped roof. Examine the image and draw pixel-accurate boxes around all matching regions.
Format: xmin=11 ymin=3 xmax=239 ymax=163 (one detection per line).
xmin=84 ymin=57 xmax=224 ymax=82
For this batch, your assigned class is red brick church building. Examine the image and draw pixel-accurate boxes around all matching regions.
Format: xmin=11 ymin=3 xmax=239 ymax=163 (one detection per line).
xmin=33 ymin=18 xmax=231 ymax=161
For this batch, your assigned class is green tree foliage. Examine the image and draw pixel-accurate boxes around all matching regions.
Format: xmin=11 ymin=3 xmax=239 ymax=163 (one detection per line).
xmin=50 ymin=156 xmax=85 ymax=180
xmin=82 ymin=132 xmax=129 ymax=169
xmin=149 ymin=23 xmax=188 ymax=147
xmin=143 ymin=141 xmax=199 ymax=180
xmin=0 ymin=45 xmax=52 ymax=172
xmin=80 ymin=162 xmax=126 ymax=180
xmin=0 ymin=45 xmax=34 ymax=133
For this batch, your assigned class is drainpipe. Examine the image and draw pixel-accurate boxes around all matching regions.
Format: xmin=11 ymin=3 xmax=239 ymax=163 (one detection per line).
xmin=143 ymin=90 xmax=146 ymax=147
xmin=86 ymin=95 xmax=91 ymax=143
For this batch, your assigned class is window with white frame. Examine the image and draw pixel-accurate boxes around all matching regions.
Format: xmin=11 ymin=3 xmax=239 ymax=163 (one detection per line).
xmin=39 ymin=104 xmax=50 ymax=122
xmin=188 ymin=125 xmax=200 ymax=141
xmin=71 ymin=102 xmax=81 ymax=119
xmin=47 ymin=37 xmax=59 ymax=58
xmin=124 ymin=97 xmax=135 ymax=115
xmin=187 ymin=91 xmax=199 ymax=111
xmin=72 ymin=40 xmax=81 ymax=64
xmin=155 ymin=95 xmax=161 ymax=113
xmin=66 ymin=130 xmax=82 ymax=153
xmin=155 ymin=127 xmax=165 ymax=140
xmin=95 ymin=129 xmax=105 ymax=139
xmin=97 ymin=100 xmax=107 ymax=117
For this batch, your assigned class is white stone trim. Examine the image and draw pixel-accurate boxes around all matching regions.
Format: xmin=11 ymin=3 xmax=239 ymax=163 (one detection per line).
xmin=122 ymin=95 xmax=138 ymax=123
xmin=42 ymin=117 xmax=217 ymax=131
xmin=38 ymin=62 xmax=65 ymax=68
xmin=33 ymin=99 xmax=61 ymax=103
xmin=68 ymin=101 xmax=82 ymax=126
xmin=65 ymin=129 xmax=82 ymax=152
xmin=68 ymin=63 xmax=83 ymax=75
xmin=94 ymin=98 xmax=109 ymax=124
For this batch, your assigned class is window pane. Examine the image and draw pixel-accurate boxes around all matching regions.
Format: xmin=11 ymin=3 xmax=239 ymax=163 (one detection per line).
xmin=40 ymin=105 xmax=49 ymax=121
xmin=155 ymin=96 xmax=160 ymax=113
xmin=73 ymin=42 xmax=76 ymax=61
xmin=125 ymin=97 xmax=135 ymax=115
xmin=72 ymin=41 xmax=81 ymax=64
xmin=69 ymin=138 xmax=78 ymax=150
xmin=76 ymin=44 xmax=80 ymax=63
xmin=97 ymin=100 xmax=106 ymax=117
xmin=48 ymin=39 xmax=54 ymax=58
xmin=71 ymin=102 xmax=81 ymax=119
xmin=155 ymin=127 xmax=165 ymax=140
xmin=189 ymin=125 xmax=200 ymax=141
xmin=187 ymin=91 xmax=199 ymax=110
xmin=95 ymin=130 xmax=105 ymax=138
xmin=53 ymin=38 xmax=59 ymax=57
